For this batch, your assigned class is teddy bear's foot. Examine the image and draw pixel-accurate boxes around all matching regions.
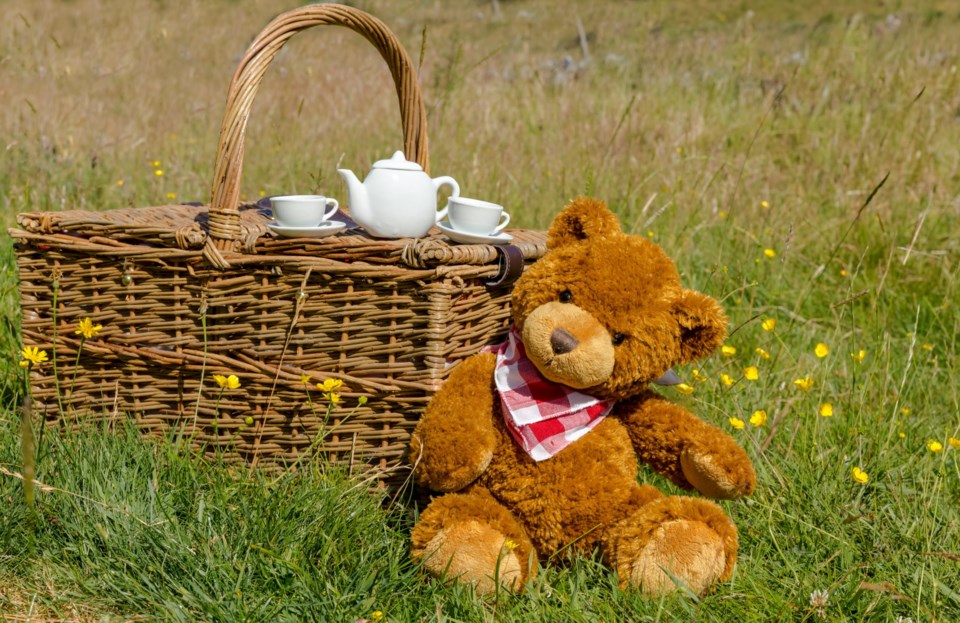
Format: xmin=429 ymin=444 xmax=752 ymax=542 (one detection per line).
xmin=412 ymin=488 xmax=536 ymax=595
xmin=603 ymin=496 xmax=738 ymax=596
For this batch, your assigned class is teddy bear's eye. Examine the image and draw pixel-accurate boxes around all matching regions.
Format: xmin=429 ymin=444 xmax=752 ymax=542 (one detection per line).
xmin=559 ymin=289 xmax=573 ymax=303
xmin=612 ymin=332 xmax=627 ymax=346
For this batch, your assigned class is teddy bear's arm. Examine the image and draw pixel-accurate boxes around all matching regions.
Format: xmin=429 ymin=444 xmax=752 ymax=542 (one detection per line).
xmin=409 ymin=352 xmax=499 ymax=492
xmin=620 ymin=392 xmax=756 ymax=499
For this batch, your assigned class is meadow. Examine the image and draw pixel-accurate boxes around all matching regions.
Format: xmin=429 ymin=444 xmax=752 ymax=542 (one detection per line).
xmin=1 ymin=0 xmax=959 ymax=620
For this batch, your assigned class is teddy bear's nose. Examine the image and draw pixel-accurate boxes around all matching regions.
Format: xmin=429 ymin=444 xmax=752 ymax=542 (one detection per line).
xmin=550 ymin=328 xmax=579 ymax=355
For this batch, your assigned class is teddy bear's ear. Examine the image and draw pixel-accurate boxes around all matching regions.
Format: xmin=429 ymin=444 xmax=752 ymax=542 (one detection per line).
xmin=547 ymin=197 xmax=623 ymax=249
xmin=674 ymin=289 xmax=728 ymax=363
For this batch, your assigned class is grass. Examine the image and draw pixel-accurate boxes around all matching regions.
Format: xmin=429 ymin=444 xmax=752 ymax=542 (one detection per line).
xmin=2 ymin=0 xmax=959 ymax=620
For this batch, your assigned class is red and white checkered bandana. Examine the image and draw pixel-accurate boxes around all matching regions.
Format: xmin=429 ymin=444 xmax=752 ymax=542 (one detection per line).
xmin=490 ymin=329 xmax=614 ymax=461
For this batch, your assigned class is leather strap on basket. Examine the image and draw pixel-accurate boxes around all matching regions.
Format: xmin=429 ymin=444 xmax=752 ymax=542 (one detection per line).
xmin=485 ymin=245 xmax=525 ymax=287
xmin=204 ymin=4 xmax=429 ymax=266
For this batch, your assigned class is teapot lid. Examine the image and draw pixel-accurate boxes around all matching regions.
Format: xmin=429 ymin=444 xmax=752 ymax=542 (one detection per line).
xmin=371 ymin=150 xmax=423 ymax=171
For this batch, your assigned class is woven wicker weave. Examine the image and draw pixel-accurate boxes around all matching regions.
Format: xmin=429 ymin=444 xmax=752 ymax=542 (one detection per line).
xmin=11 ymin=4 xmax=546 ymax=491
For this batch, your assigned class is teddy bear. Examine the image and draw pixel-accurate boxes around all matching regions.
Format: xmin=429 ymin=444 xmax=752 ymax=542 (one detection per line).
xmin=408 ymin=197 xmax=756 ymax=596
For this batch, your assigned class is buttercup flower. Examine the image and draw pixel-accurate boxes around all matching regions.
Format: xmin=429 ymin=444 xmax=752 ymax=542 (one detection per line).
xmin=675 ymin=383 xmax=695 ymax=395
xmin=728 ymin=417 xmax=745 ymax=430
xmin=948 ymin=437 xmax=959 ymax=449
xmin=898 ymin=431 xmax=906 ymax=439
xmin=502 ymin=539 xmax=519 ymax=551
xmin=721 ymin=345 xmax=737 ymax=356
xmin=760 ymin=200 xmax=770 ymax=208
xmin=744 ymin=366 xmax=759 ymax=381
xmin=720 ymin=373 xmax=735 ymax=387
xmin=763 ymin=248 xmax=776 ymax=258
xmin=20 ymin=346 xmax=49 ymax=367
xmin=927 ymin=440 xmax=943 ymax=453
xmin=900 ymin=407 xmax=911 ymax=415
xmin=761 ymin=318 xmax=776 ymax=332
xmin=299 ymin=373 xmax=311 ymax=385
xmin=214 ymin=374 xmax=241 ymax=390
xmin=750 ymin=410 xmax=767 ymax=426
xmin=371 ymin=612 xmax=384 ymax=623
xmin=921 ymin=343 xmax=934 ymax=352
xmin=793 ymin=376 xmax=814 ymax=391
xmin=815 ymin=343 xmax=829 ymax=358
xmin=819 ymin=403 xmax=834 ymax=417
xmin=755 ymin=347 xmax=770 ymax=360
xmin=691 ymin=369 xmax=708 ymax=382
xmin=74 ymin=317 xmax=103 ymax=339
xmin=851 ymin=350 xmax=867 ymax=363
xmin=317 ymin=378 xmax=343 ymax=393
xmin=851 ymin=466 xmax=868 ymax=484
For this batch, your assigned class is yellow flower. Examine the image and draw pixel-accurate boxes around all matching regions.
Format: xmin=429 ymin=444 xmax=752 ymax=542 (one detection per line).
xmin=793 ymin=376 xmax=814 ymax=391
xmin=819 ymin=403 xmax=834 ymax=417
xmin=840 ymin=268 xmax=848 ymax=277
xmin=761 ymin=318 xmax=776 ymax=332
xmin=317 ymin=378 xmax=343 ymax=393
xmin=948 ymin=437 xmax=960 ymax=449
xmin=116 ymin=179 xmax=124 ymax=187
xmin=900 ymin=407 xmax=911 ymax=416
xmin=213 ymin=374 xmax=241 ymax=390
xmin=721 ymin=345 xmax=737 ymax=357
xmin=20 ymin=346 xmax=49 ymax=366
xmin=927 ymin=440 xmax=943 ymax=453
xmin=728 ymin=417 xmax=745 ymax=430
xmin=744 ymin=366 xmax=759 ymax=381
xmin=850 ymin=350 xmax=867 ymax=363
xmin=755 ymin=347 xmax=770 ymax=360
xmin=299 ymin=373 xmax=311 ymax=385
xmin=166 ymin=192 xmax=176 ymax=200
xmin=74 ymin=317 xmax=103 ymax=339
xmin=152 ymin=160 xmax=161 ymax=167
xmin=815 ymin=343 xmax=829 ymax=358
xmin=750 ymin=410 xmax=767 ymax=426
xmin=502 ymin=538 xmax=519 ymax=551
xmin=720 ymin=373 xmax=734 ymax=387
xmin=898 ymin=431 xmax=906 ymax=439
xmin=760 ymin=200 xmax=770 ymax=208
xmin=325 ymin=392 xmax=341 ymax=404
xmin=691 ymin=369 xmax=708 ymax=382
xmin=154 ymin=169 xmax=164 ymax=177
xmin=921 ymin=343 xmax=934 ymax=352
xmin=675 ymin=383 xmax=695 ymax=395
xmin=851 ymin=467 xmax=868 ymax=484
xmin=647 ymin=230 xmax=655 ymax=238
xmin=763 ymin=248 xmax=776 ymax=258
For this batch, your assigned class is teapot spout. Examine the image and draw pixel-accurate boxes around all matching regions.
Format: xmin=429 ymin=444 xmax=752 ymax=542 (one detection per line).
xmin=337 ymin=168 xmax=370 ymax=227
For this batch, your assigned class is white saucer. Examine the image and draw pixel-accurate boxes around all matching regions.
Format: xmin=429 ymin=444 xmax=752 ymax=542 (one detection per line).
xmin=267 ymin=220 xmax=346 ymax=239
xmin=437 ymin=221 xmax=513 ymax=245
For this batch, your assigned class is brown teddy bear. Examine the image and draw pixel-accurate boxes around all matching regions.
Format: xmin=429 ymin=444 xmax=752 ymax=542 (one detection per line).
xmin=409 ymin=197 xmax=756 ymax=596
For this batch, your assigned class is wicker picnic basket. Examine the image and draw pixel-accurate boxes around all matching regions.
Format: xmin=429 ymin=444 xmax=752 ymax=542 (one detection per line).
xmin=11 ymin=4 xmax=546 ymax=491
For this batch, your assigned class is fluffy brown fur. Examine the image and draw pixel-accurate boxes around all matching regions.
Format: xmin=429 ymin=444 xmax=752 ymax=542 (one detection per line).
xmin=409 ymin=197 xmax=756 ymax=595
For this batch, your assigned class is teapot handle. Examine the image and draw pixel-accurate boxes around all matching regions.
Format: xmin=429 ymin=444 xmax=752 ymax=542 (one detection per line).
xmin=204 ymin=4 xmax=428 ymax=266
xmin=433 ymin=177 xmax=460 ymax=222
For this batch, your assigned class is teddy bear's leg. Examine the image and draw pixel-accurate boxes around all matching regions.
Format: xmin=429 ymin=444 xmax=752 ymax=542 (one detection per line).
xmin=602 ymin=495 xmax=738 ymax=596
xmin=412 ymin=487 xmax=536 ymax=595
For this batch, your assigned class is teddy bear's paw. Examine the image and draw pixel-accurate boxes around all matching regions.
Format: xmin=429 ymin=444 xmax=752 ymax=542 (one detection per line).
xmin=626 ymin=518 xmax=728 ymax=596
xmin=414 ymin=520 xmax=529 ymax=595
xmin=680 ymin=443 xmax=756 ymax=499
xmin=604 ymin=496 xmax=738 ymax=596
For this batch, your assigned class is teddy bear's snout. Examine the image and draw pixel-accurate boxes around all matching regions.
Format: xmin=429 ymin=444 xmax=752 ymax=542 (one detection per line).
xmin=550 ymin=328 xmax=579 ymax=355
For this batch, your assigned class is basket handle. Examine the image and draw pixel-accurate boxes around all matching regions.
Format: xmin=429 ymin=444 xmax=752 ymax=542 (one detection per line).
xmin=206 ymin=3 xmax=428 ymax=260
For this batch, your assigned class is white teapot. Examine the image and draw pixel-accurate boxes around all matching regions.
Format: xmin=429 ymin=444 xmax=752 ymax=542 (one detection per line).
xmin=338 ymin=151 xmax=460 ymax=238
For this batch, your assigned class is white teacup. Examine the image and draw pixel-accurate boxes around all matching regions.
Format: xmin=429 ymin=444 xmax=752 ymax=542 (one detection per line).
xmin=270 ymin=195 xmax=339 ymax=228
xmin=438 ymin=197 xmax=510 ymax=235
